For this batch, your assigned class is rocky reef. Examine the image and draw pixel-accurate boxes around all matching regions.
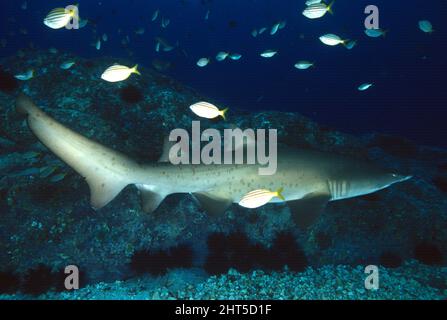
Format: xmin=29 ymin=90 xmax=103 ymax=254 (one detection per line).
xmin=0 ymin=49 xmax=446 ymax=299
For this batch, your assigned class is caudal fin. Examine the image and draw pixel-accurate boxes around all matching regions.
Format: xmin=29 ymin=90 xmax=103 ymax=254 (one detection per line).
xmin=327 ymin=1 xmax=335 ymax=15
xmin=16 ymin=94 xmax=137 ymax=209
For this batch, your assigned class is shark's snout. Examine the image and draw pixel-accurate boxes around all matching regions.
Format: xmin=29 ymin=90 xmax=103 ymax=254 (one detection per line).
xmin=391 ymin=173 xmax=413 ymax=183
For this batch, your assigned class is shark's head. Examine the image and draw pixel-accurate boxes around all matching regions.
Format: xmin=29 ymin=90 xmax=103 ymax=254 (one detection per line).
xmin=331 ymin=159 xmax=412 ymax=200
xmin=345 ymin=164 xmax=412 ymax=199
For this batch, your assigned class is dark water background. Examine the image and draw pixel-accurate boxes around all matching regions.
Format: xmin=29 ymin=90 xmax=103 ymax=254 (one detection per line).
xmin=1 ymin=0 xmax=446 ymax=146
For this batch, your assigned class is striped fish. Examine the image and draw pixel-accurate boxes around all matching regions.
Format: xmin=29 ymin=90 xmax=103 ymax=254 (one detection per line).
xmin=306 ymin=0 xmax=322 ymax=5
xmin=239 ymin=188 xmax=285 ymax=209
xmin=189 ymin=102 xmax=228 ymax=120
xmin=44 ymin=6 xmax=78 ymax=29
xmin=101 ymin=64 xmax=141 ymax=83
xmin=302 ymin=1 xmax=334 ymax=19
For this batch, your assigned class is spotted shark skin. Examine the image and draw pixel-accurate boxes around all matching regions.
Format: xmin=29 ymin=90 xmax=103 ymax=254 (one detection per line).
xmin=16 ymin=94 xmax=412 ymax=227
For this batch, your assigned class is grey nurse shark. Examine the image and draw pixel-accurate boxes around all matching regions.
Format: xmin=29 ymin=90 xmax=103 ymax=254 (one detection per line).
xmin=16 ymin=94 xmax=412 ymax=228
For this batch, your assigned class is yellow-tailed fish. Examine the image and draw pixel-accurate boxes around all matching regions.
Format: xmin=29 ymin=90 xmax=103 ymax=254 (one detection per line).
xmin=161 ymin=17 xmax=170 ymax=28
xmin=101 ymin=64 xmax=141 ymax=83
xmin=60 ymin=61 xmax=75 ymax=70
xmin=196 ymin=58 xmax=210 ymax=67
xmin=294 ymin=61 xmax=314 ymax=70
xmin=189 ymin=102 xmax=228 ymax=120
xmin=270 ymin=23 xmax=280 ymax=35
xmin=418 ymin=20 xmax=433 ymax=33
xmin=306 ymin=0 xmax=322 ymax=5
xmin=319 ymin=34 xmax=347 ymax=46
xmin=239 ymin=188 xmax=285 ymax=209
xmin=258 ymin=27 xmax=268 ymax=34
xmin=260 ymin=49 xmax=277 ymax=58
xmin=358 ymin=83 xmax=373 ymax=91
xmin=152 ymin=9 xmax=160 ymax=22
xmin=278 ymin=21 xmax=287 ymax=29
xmin=44 ymin=5 xmax=79 ymax=30
xmin=216 ymin=52 xmax=229 ymax=62
xmin=302 ymin=1 xmax=334 ymax=19
xmin=14 ymin=69 xmax=34 ymax=81
xmin=364 ymin=28 xmax=387 ymax=38
xmin=229 ymin=53 xmax=242 ymax=61
xmin=345 ymin=40 xmax=357 ymax=50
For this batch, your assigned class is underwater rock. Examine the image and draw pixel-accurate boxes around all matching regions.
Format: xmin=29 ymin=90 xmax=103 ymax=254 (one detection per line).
xmin=432 ymin=176 xmax=447 ymax=193
xmin=0 ymin=66 xmax=19 ymax=93
xmin=120 ymin=84 xmax=144 ymax=104
xmin=0 ymin=50 xmax=446 ymax=290
xmin=0 ymin=271 xmax=21 ymax=294
xmin=379 ymin=251 xmax=403 ymax=268
xmin=414 ymin=242 xmax=443 ymax=266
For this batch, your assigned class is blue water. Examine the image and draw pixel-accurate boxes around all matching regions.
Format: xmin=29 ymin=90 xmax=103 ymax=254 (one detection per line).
xmin=1 ymin=0 xmax=446 ymax=146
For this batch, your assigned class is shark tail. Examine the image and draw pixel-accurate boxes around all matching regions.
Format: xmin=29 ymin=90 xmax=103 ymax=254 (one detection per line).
xmin=16 ymin=94 xmax=138 ymax=210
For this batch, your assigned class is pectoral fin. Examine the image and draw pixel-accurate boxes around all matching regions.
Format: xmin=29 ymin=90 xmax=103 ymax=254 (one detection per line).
xmin=288 ymin=193 xmax=331 ymax=229
xmin=192 ymin=192 xmax=233 ymax=216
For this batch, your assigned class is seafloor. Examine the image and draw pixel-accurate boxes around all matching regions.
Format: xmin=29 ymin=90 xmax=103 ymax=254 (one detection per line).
xmin=0 ymin=50 xmax=446 ymax=300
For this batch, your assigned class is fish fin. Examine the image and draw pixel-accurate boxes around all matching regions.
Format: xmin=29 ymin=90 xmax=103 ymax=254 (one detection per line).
xmin=16 ymin=94 xmax=135 ymax=210
xmin=327 ymin=1 xmax=335 ymax=14
xmin=220 ymin=108 xmax=229 ymax=120
xmin=288 ymin=193 xmax=331 ymax=229
xmin=276 ymin=187 xmax=285 ymax=201
xmin=192 ymin=192 xmax=233 ymax=216
xmin=132 ymin=64 xmax=141 ymax=76
xmin=87 ymin=177 xmax=129 ymax=209
xmin=137 ymin=185 xmax=166 ymax=213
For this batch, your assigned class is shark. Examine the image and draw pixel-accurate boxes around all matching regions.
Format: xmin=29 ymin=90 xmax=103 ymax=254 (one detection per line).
xmin=16 ymin=94 xmax=412 ymax=228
